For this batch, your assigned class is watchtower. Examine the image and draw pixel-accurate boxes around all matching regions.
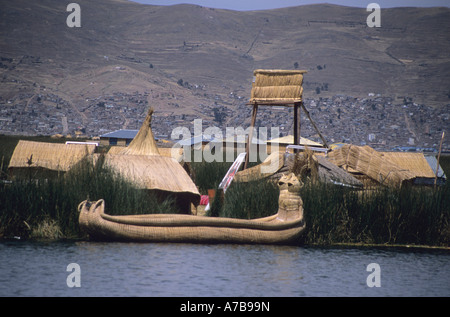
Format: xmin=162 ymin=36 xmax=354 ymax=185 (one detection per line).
xmin=244 ymin=69 xmax=329 ymax=169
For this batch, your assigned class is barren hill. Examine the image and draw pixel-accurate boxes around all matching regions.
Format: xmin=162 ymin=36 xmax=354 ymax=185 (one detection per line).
xmin=0 ymin=0 xmax=449 ymax=136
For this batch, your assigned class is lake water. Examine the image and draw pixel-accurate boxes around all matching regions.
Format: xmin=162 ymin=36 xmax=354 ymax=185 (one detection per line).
xmin=0 ymin=240 xmax=449 ymax=297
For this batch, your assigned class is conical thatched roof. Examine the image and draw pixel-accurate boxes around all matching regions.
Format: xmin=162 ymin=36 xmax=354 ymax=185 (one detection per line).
xmin=103 ymin=108 xmax=200 ymax=211
xmin=119 ymin=108 xmax=160 ymax=156
xmin=103 ymin=154 xmax=199 ymax=195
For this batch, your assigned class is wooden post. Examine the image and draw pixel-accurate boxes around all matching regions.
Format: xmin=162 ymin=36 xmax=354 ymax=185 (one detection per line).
xmin=434 ymin=131 xmax=445 ymax=188
xmin=244 ymin=104 xmax=258 ymax=169
xmin=300 ymin=102 xmax=329 ymax=149
xmin=293 ymin=103 xmax=299 ymax=146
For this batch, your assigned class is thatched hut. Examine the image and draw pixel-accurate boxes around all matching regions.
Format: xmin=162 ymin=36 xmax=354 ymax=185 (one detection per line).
xmin=381 ymin=152 xmax=446 ymax=186
xmin=102 ymin=108 xmax=200 ymax=213
xmin=326 ymin=145 xmax=417 ymax=188
xmin=8 ymin=140 xmax=96 ymax=179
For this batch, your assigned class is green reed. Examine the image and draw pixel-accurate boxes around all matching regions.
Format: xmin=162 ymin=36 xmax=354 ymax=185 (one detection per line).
xmin=301 ymin=182 xmax=449 ymax=246
xmin=0 ymin=158 xmax=178 ymax=240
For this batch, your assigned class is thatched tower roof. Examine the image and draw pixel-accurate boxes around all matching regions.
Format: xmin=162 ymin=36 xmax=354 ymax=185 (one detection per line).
xmin=8 ymin=140 xmax=96 ymax=173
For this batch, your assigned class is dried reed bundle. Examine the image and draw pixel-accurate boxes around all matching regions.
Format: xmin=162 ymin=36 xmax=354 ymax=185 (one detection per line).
xmin=9 ymin=140 xmax=96 ymax=172
xmin=253 ymin=69 xmax=307 ymax=76
xmin=327 ymin=145 xmax=416 ymax=187
xmin=250 ymin=69 xmax=307 ymax=103
xmin=110 ymin=146 xmax=184 ymax=162
xmin=234 ymin=151 xmax=285 ymax=182
xmin=290 ymin=147 xmax=319 ymax=183
xmin=78 ymin=173 xmax=306 ymax=244
xmin=255 ymin=73 xmax=304 ymax=87
xmin=250 ymin=85 xmax=303 ymax=102
xmin=382 ymin=152 xmax=435 ymax=178
xmin=119 ymin=107 xmax=160 ymax=156
xmin=103 ymin=154 xmax=198 ymax=195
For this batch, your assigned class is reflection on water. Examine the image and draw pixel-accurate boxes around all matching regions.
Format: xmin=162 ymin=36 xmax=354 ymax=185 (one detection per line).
xmin=0 ymin=241 xmax=448 ymax=297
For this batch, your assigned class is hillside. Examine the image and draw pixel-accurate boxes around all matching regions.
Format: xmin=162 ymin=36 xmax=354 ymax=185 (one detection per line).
xmin=0 ymin=0 xmax=449 ymax=142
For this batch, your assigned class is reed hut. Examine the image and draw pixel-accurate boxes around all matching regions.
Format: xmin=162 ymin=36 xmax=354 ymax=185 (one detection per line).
xmin=8 ymin=140 xmax=96 ymax=179
xmin=326 ymin=144 xmax=417 ymax=188
xmin=102 ymin=108 xmax=200 ymax=213
xmin=381 ymin=152 xmax=446 ymax=186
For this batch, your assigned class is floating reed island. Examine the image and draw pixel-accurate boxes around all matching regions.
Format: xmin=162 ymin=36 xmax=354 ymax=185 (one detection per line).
xmin=1 ymin=69 xmax=448 ymax=246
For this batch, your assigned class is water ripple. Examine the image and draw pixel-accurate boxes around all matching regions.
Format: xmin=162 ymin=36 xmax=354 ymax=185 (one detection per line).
xmin=0 ymin=241 xmax=448 ymax=297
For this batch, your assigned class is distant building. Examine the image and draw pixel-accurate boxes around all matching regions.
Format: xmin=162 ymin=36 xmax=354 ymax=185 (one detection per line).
xmin=99 ymin=129 xmax=138 ymax=146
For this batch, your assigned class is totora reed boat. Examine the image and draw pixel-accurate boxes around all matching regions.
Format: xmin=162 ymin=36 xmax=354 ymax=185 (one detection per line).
xmin=78 ymin=173 xmax=306 ymax=245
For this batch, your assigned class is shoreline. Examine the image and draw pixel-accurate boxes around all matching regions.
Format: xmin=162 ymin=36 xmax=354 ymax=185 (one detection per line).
xmin=2 ymin=236 xmax=449 ymax=251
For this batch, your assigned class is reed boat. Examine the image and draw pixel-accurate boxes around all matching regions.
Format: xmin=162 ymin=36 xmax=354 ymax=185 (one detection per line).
xmin=78 ymin=173 xmax=306 ymax=245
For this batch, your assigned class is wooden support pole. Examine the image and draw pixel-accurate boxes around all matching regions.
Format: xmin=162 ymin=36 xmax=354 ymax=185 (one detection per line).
xmin=300 ymin=102 xmax=329 ymax=149
xmin=244 ymin=104 xmax=258 ymax=169
xmin=434 ymin=131 xmax=445 ymax=188
xmin=293 ymin=103 xmax=299 ymax=146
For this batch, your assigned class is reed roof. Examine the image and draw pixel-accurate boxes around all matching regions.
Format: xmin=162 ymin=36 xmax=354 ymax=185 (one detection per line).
xmin=118 ymin=108 xmax=160 ymax=156
xmin=326 ymin=145 xmax=416 ymax=188
xmin=103 ymin=154 xmax=200 ymax=199
xmin=103 ymin=107 xmax=200 ymax=202
xmin=8 ymin=140 xmax=96 ymax=172
xmin=381 ymin=152 xmax=437 ymax=178
xmin=108 ymin=146 xmax=184 ymax=162
xmin=250 ymin=69 xmax=307 ymax=104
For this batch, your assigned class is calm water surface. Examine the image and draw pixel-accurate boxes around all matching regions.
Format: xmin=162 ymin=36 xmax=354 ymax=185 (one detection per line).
xmin=0 ymin=241 xmax=449 ymax=297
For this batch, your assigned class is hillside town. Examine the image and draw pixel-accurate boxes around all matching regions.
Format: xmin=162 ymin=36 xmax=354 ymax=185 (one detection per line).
xmin=0 ymin=90 xmax=448 ymax=152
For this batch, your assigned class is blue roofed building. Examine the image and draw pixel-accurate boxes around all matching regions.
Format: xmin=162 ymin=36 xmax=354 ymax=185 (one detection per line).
xmin=99 ymin=129 xmax=138 ymax=146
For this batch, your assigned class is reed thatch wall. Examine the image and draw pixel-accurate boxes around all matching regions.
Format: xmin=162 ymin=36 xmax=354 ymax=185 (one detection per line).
xmin=250 ymin=69 xmax=307 ymax=104
xmin=381 ymin=152 xmax=435 ymax=178
xmin=8 ymin=140 xmax=96 ymax=177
